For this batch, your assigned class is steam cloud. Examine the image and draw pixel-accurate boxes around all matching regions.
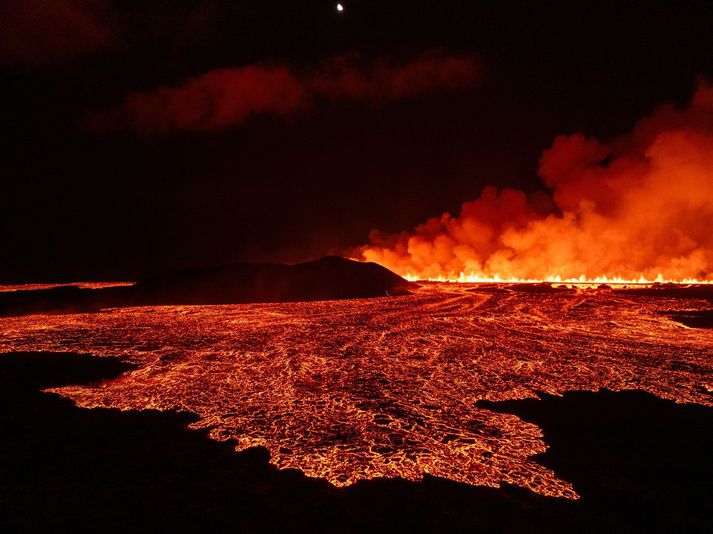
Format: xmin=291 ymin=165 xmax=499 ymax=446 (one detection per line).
xmin=0 ymin=0 xmax=115 ymax=65
xmin=87 ymin=52 xmax=480 ymax=136
xmin=359 ymin=82 xmax=713 ymax=281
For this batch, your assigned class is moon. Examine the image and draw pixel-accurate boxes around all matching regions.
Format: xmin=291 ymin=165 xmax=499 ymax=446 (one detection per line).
xmin=336 ymin=3 xmax=344 ymax=12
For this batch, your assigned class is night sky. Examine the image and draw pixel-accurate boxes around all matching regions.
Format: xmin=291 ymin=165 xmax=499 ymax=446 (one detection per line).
xmin=2 ymin=1 xmax=712 ymax=282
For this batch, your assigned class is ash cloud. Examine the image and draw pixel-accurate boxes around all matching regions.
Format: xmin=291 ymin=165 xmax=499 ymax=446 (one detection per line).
xmin=0 ymin=0 xmax=115 ymax=65
xmin=359 ymin=82 xmax=713 ymax=281
xmin=86 ymin=52 xmax=481 ymax=136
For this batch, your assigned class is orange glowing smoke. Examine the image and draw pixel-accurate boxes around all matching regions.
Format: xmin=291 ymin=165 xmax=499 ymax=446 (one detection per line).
xmin=359 ymin=82 xmax=713 ymax=282
xmin=87 ymin=51 xmax=480 ymax=137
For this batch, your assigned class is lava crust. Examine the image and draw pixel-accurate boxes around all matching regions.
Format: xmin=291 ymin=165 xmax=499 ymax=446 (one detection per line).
xmin=0 ymin=283 xmax=710 ymax=498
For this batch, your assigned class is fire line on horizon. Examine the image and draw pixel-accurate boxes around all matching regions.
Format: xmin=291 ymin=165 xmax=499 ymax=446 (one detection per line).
xmin=357 ymin=82 xmax=713 ymax=284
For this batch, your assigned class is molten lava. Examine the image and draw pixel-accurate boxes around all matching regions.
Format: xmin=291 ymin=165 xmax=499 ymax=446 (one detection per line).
xmin=403 ymin=274 xmax=713 ymax=285
xmin=1 ymin=283 xmax=710 ymax=499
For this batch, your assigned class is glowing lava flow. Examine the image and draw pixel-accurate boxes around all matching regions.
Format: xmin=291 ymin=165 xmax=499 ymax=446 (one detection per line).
xmin=402 ymin=273 xmax=713 ymax=285
xmin=0 ymin=284 xmax=711 ymax=499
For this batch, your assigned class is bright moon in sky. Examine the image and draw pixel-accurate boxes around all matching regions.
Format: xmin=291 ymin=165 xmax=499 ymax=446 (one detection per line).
xmin=337 ymin=3 xmax=344 ymax=12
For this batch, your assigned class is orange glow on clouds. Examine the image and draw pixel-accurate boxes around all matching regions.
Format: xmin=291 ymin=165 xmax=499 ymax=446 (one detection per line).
xmin=359 ymin=82 xmax=713 ymax=283
xmin=87 ymin=51 xmax=480 ymax=136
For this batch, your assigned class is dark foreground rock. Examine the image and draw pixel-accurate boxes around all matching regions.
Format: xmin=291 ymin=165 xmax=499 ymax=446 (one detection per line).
xmin=479 ymin=390 xmax=713 ymax=533
xmin=0 ymin=257 xmax=415 ymax=317
xmin=664 ymin=309 xmax=713 ymax=328
xmin=1 ymin=352 xmax=711 ymax=533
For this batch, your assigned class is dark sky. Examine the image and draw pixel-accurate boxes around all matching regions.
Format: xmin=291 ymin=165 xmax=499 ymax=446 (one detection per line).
xmin=2 ymin=0 xmax=712 ymax=282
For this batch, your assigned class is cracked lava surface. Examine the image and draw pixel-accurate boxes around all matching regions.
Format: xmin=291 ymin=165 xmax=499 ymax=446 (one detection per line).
xmin=0 ymin=283 xmax=711 ymax=499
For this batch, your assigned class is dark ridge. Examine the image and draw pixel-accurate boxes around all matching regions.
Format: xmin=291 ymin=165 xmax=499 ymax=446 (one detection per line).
xmin=466 ymin=283 xmax=574 ymax=295
xmin=613 ymin=283 xmax=713 ymax=301
xmin=505 ymin=283 xmax=574 ymax=294
xmin=1 ymin=352 xmax=711 ymax=532
xmin=131 ymin=256 xmax=413 ymax=305
xmin=478 ymin=390 xmax=713 ymax=533
xmin=0 ymin=257 xmax=415 ymax=317
xmin=664 ymin=309 xmax=713 ymax=328
xmin=467 ymin=285 xmax=510 ymax=294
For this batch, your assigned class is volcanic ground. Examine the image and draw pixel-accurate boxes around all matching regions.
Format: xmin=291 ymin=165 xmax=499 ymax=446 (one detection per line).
xmin=0 ymin=282 xmax=710 ymax=501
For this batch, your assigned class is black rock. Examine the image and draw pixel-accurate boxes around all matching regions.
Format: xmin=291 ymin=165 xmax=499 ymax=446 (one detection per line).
xmin=0 ymin=257 xmax=416 ymax=317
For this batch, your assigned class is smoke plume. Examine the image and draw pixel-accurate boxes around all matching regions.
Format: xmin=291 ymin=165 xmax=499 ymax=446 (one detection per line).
xmin=87 ymin=52 xmax=480 ymax=136
xmin=0 ymin=0 xmax=115 ymax=65
xmin=359 ymin=82 xmax=713 ymax=281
